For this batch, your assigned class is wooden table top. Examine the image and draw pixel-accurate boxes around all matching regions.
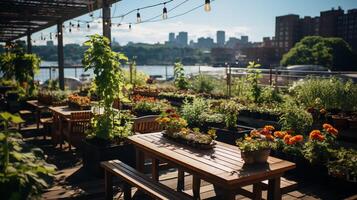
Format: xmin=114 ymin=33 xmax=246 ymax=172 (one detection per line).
xmin=48 ymin=106 xmax=93 ymax=117
xmin=26 ymin=100 xmax=47 ymax=109
xmin=128 ymin=132 xmax=295 ymax=188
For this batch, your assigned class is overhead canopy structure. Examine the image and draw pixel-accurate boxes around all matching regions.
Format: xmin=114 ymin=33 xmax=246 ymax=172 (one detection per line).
xmin=0 ymin=0 xmax=119 ymax=42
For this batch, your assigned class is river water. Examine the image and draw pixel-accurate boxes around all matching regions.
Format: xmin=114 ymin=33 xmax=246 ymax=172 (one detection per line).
xmin=36 ymin=61 xmax=224 ymax=83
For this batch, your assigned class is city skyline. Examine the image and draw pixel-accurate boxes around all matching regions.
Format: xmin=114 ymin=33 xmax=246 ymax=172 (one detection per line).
xmin=14 ymin=0 xmax=356 ymax=46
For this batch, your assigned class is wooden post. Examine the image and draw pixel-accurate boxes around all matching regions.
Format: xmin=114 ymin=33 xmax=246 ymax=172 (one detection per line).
xmin=57 ymin=22 xmax=65 ymax=90
xmin=27 ymin=31 xmax=32 ymax=53
xmin=268 ymin=177 xmax=281 ymax=200
xmin=102 ymin=0 xmax=111 ymax=44
xmin=104 ymin=170 xmax=113 ymax=200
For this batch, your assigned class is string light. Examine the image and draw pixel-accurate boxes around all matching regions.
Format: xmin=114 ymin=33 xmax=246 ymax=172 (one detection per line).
xmin=87 ymin=23 xmax=90 ymax=29
xmin=69 ymin=27 xmax=72 ymax=33
xmin=77 ymin=21 xmax=80 ymax=30
xmin=40 ymin=33 xmax=43 ymax=40
xmin=129 ymin=23 xmax=132 ymax=30
xmin=136 ymin=9 xmax=141 ymax=23
xmin=204 ymin=0 xmax=211 ymax=12
xmin=163 ymin=3 xmax=168 ymax=19
xmin=50 ymin=32 xmax=52 ymax=40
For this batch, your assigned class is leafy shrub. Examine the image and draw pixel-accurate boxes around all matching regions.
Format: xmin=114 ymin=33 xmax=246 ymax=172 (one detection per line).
xmin=216 ymin=100 xmax=240 ymax=129
xmin=289 ymin=78 xmax=357 ymax=112
xmin=278 ymin=100 xmax=313 ymax=134
xmin=190 ymin=74 xmax=215 ymax=94
xmin=246 ymin=61 xmax=262 ymax=103
xmin=181 ymin=98 xmax=210 ymax=127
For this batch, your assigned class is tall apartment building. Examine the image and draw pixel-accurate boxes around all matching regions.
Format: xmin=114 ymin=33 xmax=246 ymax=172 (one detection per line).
xmin=337 ymin=9 xmax=357 ymax=51
xmin=169 ymin=32 xmax=175 ymax=42
xmin=176 ymin=32 xmax=188 ymax=47
xmin=320 ymin=8 xmax=344 ymax=37
xmin=216 ymin=30 xmax=225 ymax=47
xmin=275 ymin=8 xmax=357 ymax=54
xmin=275 ymin=14 xmax=301 ymax=52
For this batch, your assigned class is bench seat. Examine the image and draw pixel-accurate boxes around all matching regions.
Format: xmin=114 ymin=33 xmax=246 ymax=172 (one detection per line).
xmin=101 ymin=160 xmax=192 ymax=200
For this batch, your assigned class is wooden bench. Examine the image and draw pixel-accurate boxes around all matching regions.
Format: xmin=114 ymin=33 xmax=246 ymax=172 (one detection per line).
xmin=101 ymin=160 xmax=192 ymax=200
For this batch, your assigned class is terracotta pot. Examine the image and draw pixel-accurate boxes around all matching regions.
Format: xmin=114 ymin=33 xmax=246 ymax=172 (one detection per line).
xmin=241 ymin=149 xmax=271 ymax=164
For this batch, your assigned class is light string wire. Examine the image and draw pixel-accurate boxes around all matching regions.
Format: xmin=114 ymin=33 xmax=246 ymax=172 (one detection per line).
xmin=30 ymin=0 xmax=214 ymax=43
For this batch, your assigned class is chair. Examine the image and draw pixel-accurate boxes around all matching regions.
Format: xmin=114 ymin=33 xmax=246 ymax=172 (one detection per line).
xmin=42 ymin=101 xmax=67 ymax=140
xmin=64 ymin=111 xmax=92 ymax=150
xmin=133 ymin=115 xmax=162 ymax=134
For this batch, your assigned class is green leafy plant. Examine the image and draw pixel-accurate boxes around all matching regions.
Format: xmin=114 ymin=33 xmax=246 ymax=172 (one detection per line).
xmin=173 ymin=61 xmax=188 ymax=90
xmin=278 ymin=100 xmax=313 ymax=134
xmin=0 ymin=42 xmax=40 ymax=96
xmin=181 ymin=98 xmax=210 ymax=127
xmin=216 ymin=100 xmax=240 ymax=129
xmin=0 ymin=112 xmax=55 ymax=199
xmin=246 ymin=61 xmax=262 ymax=103
xmin=190 ymin=74 xmax=215 ymax=94
xmin=327 ymin=148 xmax=357 ymax=178
xmin=82 ymin=34 xmax=130 ymax=141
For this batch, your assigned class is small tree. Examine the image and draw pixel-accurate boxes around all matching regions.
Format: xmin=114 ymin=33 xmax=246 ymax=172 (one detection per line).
xmin=173 ymin=61 xmax=188 ymax=90
xmin=82 ymin=34 xmax=130 ymax=141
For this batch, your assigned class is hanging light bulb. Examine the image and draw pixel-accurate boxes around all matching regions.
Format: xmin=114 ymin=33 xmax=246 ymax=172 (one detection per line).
xmin=163 ymin=4 xmax=168 ymax=19
xmin=55 ymin=33 xmax=58 ymax=38
xmin=204 ymin=0 xmax=211 ymax=12
xmin=69 ymin=21 xmax=72 ymax=27
xmin=69 ymin=27 xmax=72 ymax=33
xmin=62 ymin=24 xmax=65 ymax=30
xmin=129 ymin=23 xmax=132 ymax=30
xmin=87 ymin=23 xmax=90 ymax=29
xmin=50 ymin=33 xmax=52 ymax=40
xmin=77 ymin=21 xmax=80 ymax=30
xmin=117 ymin=23 xmax=121 ymax=27
xmin=136 ymin=9 xmax=141 ymax=23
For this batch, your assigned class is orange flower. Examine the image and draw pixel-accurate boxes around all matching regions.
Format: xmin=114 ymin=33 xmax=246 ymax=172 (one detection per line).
xmin=309 ymin=130 xmax=324 ymax=141
xmin=327 ymin=127 xmax=338 ymax=136
xmin=288 ymin=137 xmax=297 ymax=145
xmin=260 ymin=128 xmax=271 ymax=136
xmin=264 ymin=125 xmax=275 ymax=131
xmin=283 ymin=134 xmax=292 ymax=144
xmin=265 ymin=134 xmax=274 ymax=141
xmin=322 ymin=123 xmax=333 ymax=130
xmin=274 ymin=131 xmax=286 ymax=139
xmin=293 ymin=135 xmax=304 ymax=142
xmin=250 ymin=130 xmax=261 ymax=138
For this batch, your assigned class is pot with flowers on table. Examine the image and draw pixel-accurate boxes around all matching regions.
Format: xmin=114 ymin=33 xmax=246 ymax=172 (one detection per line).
xmin=68 ymin=94 xmax=91 ymax=110
xmin=156 ymin=109 xmax=217 ymax=149
xmin=236 ymin=125 xmax=277 ymax=164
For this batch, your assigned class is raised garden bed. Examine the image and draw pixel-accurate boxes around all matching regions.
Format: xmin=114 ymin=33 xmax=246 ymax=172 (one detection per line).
xmin=211 ymin=125 xmax=254 ymax=145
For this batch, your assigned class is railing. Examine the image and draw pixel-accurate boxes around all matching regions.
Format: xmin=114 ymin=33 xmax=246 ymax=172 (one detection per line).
xmin=36 ymin=66 xmax=357 ymax=90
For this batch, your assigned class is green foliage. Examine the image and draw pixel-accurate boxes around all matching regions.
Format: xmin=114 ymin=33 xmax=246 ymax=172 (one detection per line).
xmin=173 ymin=61 xmax=188 ymax=90
xmin=289 ymin=78 xmax=357 ymax=112
xmin=281 ymin=36 xmax=357 ymax=70
xmin=190 ymin=74 xmax=215 ymax=93
xmin=0 ymin=112 xmax=54 ymax=199
xmin=124 ymin=69 xmax=149 ymax=87
xmin=0 ymin=48 xmax=40 ymax=95
xmin=303 ymin=140 xmax=332 ymax=164
xmin=82 ymin=34 xmax=129 ymax=140
xmin=216 ymin=100 xmax=240 ymax=129
xmin=133 ymin=100 xmax=172 ymax=115
xmin=278 ymin=100 xmax=313 ymax=134
xmin=327 ymin=148 xmax=357 ymax=177
xmin=237 ymin=136 xmax=276 ymax=152
xmin=246 ymin=61 xmax=262 ymax=103
xmin=181 ymin=98 xmax=210 ymax=127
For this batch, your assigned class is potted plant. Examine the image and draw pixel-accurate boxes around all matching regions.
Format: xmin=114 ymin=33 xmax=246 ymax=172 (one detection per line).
xmin=236 ymin=125 xmax=276 ymax=164
xmin=156 ymin=109 xmax=187 ymax=136
xmin=327 ymin=148 xmax=357 ymax=183
xmin=132 ymin=95 xmax=172 ymax=117
xmin=67 ymin=94 xmax=91 ymax=110
xmin=81 ymin=34 xmax=134 ymax=176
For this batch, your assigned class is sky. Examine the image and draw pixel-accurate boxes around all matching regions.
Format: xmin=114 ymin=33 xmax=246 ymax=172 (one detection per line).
xmin=25 ymin=0 xmax=357 ymax=46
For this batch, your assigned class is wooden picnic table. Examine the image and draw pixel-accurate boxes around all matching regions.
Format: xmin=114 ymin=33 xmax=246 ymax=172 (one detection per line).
xmin=128 ymin=132 xmax=296 ymax=200
xmin=27 ymin=100 xmax=48 ymax=129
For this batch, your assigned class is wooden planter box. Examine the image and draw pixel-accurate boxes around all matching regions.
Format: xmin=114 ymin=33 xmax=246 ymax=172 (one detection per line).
xmin=68 ymin=101 xmax=91 ymax=111
xmin=82 ymin=138 xmax=136 ymax=177
xmin=211 ymin=125 xmax=254 ymax=145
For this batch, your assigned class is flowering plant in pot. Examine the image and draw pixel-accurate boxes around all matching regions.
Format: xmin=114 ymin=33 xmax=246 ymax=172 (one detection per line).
xmin=236 ymin=125 xmax=276 ymax=164
xmin=303 ymin=123 xmax=338 ymax=164
xmin=156 ymin=109 xmax=187 ymax=135
xmin=68 ymin=94 xmax=91 ymax=110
